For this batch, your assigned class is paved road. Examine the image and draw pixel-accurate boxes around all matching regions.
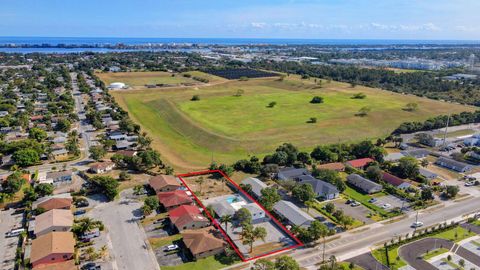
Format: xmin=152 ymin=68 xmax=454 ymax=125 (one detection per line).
xmin=293 ymin=196 xmax=480 ymax=267
xmin=87 ymin=191 xmax=159 ymax=270
xmin=0 ymin=209 xmax=22 ymax=270
xmin=347 ymin=253 xmax=389 ymax=270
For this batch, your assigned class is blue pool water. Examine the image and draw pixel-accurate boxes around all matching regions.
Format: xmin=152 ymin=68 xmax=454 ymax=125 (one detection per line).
xmin=226 ymin=197 xmax=236 ymax=204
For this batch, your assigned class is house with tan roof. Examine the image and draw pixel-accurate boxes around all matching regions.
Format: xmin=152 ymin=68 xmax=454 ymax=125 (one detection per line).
xmin=89 ymin=161 xmax=115 ymax=174
xmin=32 ymin=260 xmax=77 ymax=270
xmin=149 ymin=175 xmax=182 ymax=193
xmin=181 ymin=226 xmax=226 ymax=260
xmin=34 ymin=209 xmax=73 ymax=237
xmin=30 ymin=232 xmax=75 ymax=268
xmin=316 ymin=162 xmax=345 ymax=172
xmin=168 ymin=205 xmax=210 ymax=232
xmin=33 ymin=194 xmax=72 ymax=212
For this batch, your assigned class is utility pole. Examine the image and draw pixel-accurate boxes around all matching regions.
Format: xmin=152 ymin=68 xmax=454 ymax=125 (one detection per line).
xmin=442 ymin=114 xmax=451 ymax=148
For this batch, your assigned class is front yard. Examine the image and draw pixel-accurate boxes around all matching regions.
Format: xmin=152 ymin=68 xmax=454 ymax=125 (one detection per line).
xmin=162 ymin=254 xmax=240 ymax=270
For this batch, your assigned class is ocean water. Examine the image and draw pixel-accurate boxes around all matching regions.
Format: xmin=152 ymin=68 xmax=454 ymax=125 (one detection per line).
xmin=0 ymin=36 xmax=479 ymax=53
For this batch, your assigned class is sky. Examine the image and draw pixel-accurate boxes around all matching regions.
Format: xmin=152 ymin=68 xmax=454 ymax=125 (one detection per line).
xmin=1 ymin=0 xmax=480 ymax=40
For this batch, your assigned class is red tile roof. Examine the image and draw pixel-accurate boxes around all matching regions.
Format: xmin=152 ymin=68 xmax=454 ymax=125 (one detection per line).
xmin=157 ymin=190 xmax=192 ymax=208
xmin=346 ymin=158 xmax=374 ymax=168
xmin=168 ymin=205 xmax=209 ymax=229
xmin=316 ymin=162 xmax=345 ymax=171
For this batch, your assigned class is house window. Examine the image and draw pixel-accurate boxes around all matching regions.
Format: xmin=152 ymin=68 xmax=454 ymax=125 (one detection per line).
xmin=63 ymin=255 xmax=68 ymax=259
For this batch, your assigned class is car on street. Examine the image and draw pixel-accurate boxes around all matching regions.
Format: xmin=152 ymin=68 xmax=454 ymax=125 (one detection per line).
xmin=164 ymin=244 xmax=179 ymax=251
xmin=411 ymin=221 xmax=424 ymax=228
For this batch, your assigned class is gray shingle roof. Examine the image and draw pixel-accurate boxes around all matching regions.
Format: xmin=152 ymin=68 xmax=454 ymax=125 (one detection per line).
xmin=241 ymin=177 xmax=268 ymax=198
xmin=277 ymin=167 xmax=309 ymax=181
xmin=297 ymin=175 xmax=339 ymax=197
xmin=347 ymin=174 xmax=382 ymax=193
xmin=273 ymin=200 xmax=314 ymax=228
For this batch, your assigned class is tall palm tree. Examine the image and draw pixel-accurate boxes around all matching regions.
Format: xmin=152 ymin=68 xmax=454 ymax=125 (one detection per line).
xmin=196 ymin=177 xmax=204 ymax=194
xmin=244 ymin=227 xmax=267 ymax=253
xmin=220 ymin=214 xmax=232 ymax=234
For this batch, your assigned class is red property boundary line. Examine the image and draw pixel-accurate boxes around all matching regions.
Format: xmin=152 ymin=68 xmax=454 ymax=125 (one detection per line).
xmin=176 ymin=170 xmax=304 ymax=262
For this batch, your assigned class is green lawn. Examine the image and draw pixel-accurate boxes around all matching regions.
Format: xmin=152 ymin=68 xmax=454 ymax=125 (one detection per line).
xmin=97 ymin=71 xmax=195 ymax=87
xmin=162 ymin=254 xmax=240 ymax=270
xmin=422 ymin=248 xmax=449 ymax=260
xmin=110 ymin=75 xmax=473 ymax=170
xmin=149 ymin=234 xmax=183 ymax=249
xmin=339 ymin=262 xmax=364 ymax=270
xmin=372 ymin=246 xmax=407 ymax=270
xmin=432 ymin=226 xmax=475 ymax=242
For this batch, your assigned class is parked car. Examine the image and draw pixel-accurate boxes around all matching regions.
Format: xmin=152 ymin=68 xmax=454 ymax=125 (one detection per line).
xmin=6 ymin=228 xmax=24 ymax=238
xmin=164 ymin=244 xmax=179 ymax=252
xmin=153 ymin=219 xmax=165 ymax=224
xmin=411 ymin=221 xmax=424 ymax=228
xmin=465 ymin=181 xmax=476 ymax=187
xmin=368 ymin=198 xmax=377 ymax=203
xmin=82 ymin=262 xmax=101 ymax=270
xmin=350 ymin=201 xmax=360 ymax=207
xmin=381 ymin=203 xmax=391 ymax=209
xmin=74 ymin=209 xmax=87 ymax=216
xmin=346 ymin=199 xmax=353 ymax=204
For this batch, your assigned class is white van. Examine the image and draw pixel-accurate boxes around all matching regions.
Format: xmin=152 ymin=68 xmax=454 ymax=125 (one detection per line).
xmin=6 ymin=228 xmax=24 ymax=238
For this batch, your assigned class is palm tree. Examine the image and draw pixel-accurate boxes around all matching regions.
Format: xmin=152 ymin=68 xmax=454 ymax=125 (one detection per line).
xmin=243 ymin=227 xmax=267 ymax=253
xmin=320 ymin=227 xmax=329 ymax=263
xmin=220 ymin=214 xmax=232 ymax=234
xmin=196 ymin=177 xmax=204 ymax=193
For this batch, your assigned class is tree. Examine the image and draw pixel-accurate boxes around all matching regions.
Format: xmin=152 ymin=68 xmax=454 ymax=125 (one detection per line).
xmin=324 ymin=202 xmax=335 ymax=213
xmin=191 ymin=95 xmax=200 ymax=101
xmin=352 ymin=92 xmax=366 ymax=99
xmin=2 ymin=172 xmax=25 ymax=194
xmin=220 ymin=214 xmax=233 ymax=234
xmin=292 ymin=183 xmax=316 ymax=203
xmin=396 ymin=157 xmax=419 ymax=178
xmin=242 ymin=226 xmax=267 ymax=252
xmin=28 ymin=128 xmax=47 ymax=142
xmin=312 ymin=168 xmax=346 ymax=192
xmin=260 ymin=187 xmax=281 ymax=211
xmin=239 ymin=183 xmax=252 ymax=195
xmin=144 ymin=196 xmax=159 ymax=211
xmin=405 ymin=102 xmax=419 ymax=111
xmin=90 ymin=176 xmax=120 ymax=201
xmin=142 ymin=204 xmax=153 ymax=216
xmin=366 ymin=165 xmax=383 ymax=182
xmin=420 ymin=188 xmax=434 ymax=201
xmin=443 ymin=185 xmax=459 ymax=199
xmin=310 ymin=96 xmax=324 ymax=104
xmin=56 ymin=118 xmax=71 ymax=132
xmin=268 ymin=101 xmax=277 ymax=108
xmin=34 ymin=183 xmax=54 ymax=197
xmin=12 ymin=149 xmax=40 ymax=167
xmin=137 ymin=133 xmax=153 ymax=150
xmin=234 ymin=89 xmax=244 ymax=97
xmin=275 ymin=256 xmax=300 ymax=270
xmin=252 ymin=259 xmax=275 ymax=270
xmin=356 ymin=106 xmax=371 ymax=117
xmin=234 ymin=208 xmax=252 ymax=225
xmin=89 ymin=146 xmax=107 ymax=161
xmin=308 ymin=117 xmax=317 ymax=123
xmin=137 ymin=150 xmax=163 ymax=170
xmin=339 ymin=215 xmax=354 ymax=230
xmin=421 ymin=159 xmax=429 ymax=168
xmin=119 ymin=171 xmax=131 ymax=181
xmin=308 ymin=220 xmax=329 ymax=262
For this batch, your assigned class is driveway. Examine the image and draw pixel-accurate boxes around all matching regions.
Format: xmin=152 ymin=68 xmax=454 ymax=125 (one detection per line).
xmin=332 ymin=199 xmax=374 ymax=225
xmin=0 ymin=209 xmax=22 ymax=270
xmin=154 ymin=245 xmax=184 ymax=267
xmin=87 ymin=190 xmax=159 ymax=270
xmin=347 ymin=252 xmax=389 ymax=270
xmin=373 ymin=195 xmax=410 ymax=212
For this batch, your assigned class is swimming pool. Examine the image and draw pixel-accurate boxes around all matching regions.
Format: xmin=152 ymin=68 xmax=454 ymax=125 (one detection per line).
xmin=226 ymin=196 xmax=236 ymax=203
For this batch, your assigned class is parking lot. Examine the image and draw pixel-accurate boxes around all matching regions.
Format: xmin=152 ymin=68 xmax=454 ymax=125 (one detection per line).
xmin=154 ymin=244 xmax=184 ymax=266
xmin=0 ymin=209 xmax=23 ymax=270
xmin=372 ymin=195 xmax=409 ymax=212
xmin=332 ymin=199 xmax=374 ymax=225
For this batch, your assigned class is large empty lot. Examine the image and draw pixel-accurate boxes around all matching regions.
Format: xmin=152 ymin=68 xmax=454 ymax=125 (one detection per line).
xmin=109 ymin=73 xmax=474 ymax=170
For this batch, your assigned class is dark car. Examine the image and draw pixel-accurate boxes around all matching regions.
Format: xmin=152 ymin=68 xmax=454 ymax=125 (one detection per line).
xmin=74 ymin=209 xmax=87 ymax=216
xmin=82 ymin=263 xmax=101 ymax=270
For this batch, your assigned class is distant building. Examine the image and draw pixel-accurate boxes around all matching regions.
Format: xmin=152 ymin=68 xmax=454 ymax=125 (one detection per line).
xmin=345 ymin=158 xmax=375 ymax=169
xmin=157 ymin=190 xmax=192 ymax=210
xmin=276 ymin=167 xmax=309 ymax=181
xmin=435 ymin=157 xmax=472 ymax=173
xmin=89 ymin=162 xmax=115 ymax=174
xmin=181 ymin=227 xmax=225 ymax=260
xmin=297 ymin=175 xmax=339 ymax=200
xmin=46 ymin=171 xmax=72 ymax=185
xmin=381 ymin=172 xmax=411 ymax=189
xmin=33 ymin=194 xmax=73 ymax=211
xmin=149 ymin=175 xmax=182 ymax=193
xmin=316 ymin=162 xmax=345 ymax=172
xmin=108 ymin=82 xmax=126 ymax=89
xmin=168 ymin=205 xmax=210 ymax=232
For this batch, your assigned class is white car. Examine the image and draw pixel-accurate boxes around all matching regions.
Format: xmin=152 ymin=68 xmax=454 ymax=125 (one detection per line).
xmin=411 ymin=221 xmax=424 ymax=228
xmin=164 ymin=244 xmax=179 ymax=251
xmin=382 ymin=203 xmax=391 ymax=209
xmin=465 ymin=181 xmax=476 ymax=187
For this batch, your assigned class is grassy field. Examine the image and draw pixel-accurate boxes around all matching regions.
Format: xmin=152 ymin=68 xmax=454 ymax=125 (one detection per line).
xmin=162 ymin=254 xmax=240 ymax=270
xmin=109 ymin=74 xmax=474 ymax=171
xmin=97 ymin=71 xmax=195 ymax=88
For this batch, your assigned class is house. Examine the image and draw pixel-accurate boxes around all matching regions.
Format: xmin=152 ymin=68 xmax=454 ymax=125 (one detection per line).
xmin=419 ymin=168 xmax=438 ymax=180
xmin=297 ymin=175 xmax=339 ymax=200
xmin=32 ymin=260 xmax=77 ymax=270
xmin=116 ymin=150 xmax=137 ymax=157
xmin=276 ymin=167 xmax=309 ymax=181
xmin=157 ymin=190 xmax=192 ymax=210
xmin=243 ymin=203 xmax=267 ymax=223
xmin=241 ymin=177 xmax=267 ymax=198
xmin=211 ymin=201 xmax=237 ymax=218
xmin=168 ymin=205 xmax=210 ymax=231
xmin=149 ymin=175 xmax=182 ymax=193
xmin=50 ymin=149 xmax=69 ymax=161
xmin=181 ymin=226 xmax=226 ymax=260
xmin=114 ymin=140 xmax=134 ymax=150
xmin=401 ymin=149 xmax=430 ymax=159
xmin=33 ymin=194 xmax=73 ymax=211
xmin=345 ymin=158 xmax=375 ymax=169
xmin=347 ymin=174 xmax=382 ymax=194
xmin=89 ymin=162 xmax=115 ymax=174
xmin=316 ymin=162 xmax=345 ymax=172
xmin=381 ymin=172 xmax=412 ymax=189
xmin=34 ymin=209 xmax=73 ymax=237
xmin=46 ymin=171 xmax=72 ymax=185
xmin=37 ymin=172 xmax=50 ymax=184
xmin=273 ymin=200 xmax=314 ymax=228
xmin=109 ymin=131 xmax=127 ymax=141
xmin=435 ymin=157 xmax=473 ymax=173
xmin=30 ymin=232 xmax=75 ymax=268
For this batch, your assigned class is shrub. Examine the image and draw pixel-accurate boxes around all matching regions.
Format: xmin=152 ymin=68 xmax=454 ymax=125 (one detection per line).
xmin=310 ymin=96 xmax=324 ymax=104
xmin=191 ymin=95 xmax=200 ymax=101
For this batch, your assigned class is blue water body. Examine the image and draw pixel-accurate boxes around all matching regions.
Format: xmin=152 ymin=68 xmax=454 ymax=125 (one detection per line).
xmin=1 ymin=36 xmax=480 ymax=46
